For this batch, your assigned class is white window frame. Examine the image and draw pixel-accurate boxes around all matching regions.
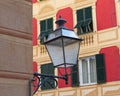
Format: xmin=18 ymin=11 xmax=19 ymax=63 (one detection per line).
xmin=79 ymin=56 xmax=97 ymax=86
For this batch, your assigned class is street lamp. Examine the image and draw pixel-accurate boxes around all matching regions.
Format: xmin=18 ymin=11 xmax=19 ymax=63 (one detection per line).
xmin=32 ymin=16 xmax=82 ymax=94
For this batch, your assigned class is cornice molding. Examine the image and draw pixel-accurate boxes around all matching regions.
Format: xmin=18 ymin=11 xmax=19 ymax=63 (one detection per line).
xmin=0 ymin=70 xmax=32 ymax=80
xmin=0 ymin=26 xmax=32 ymax=40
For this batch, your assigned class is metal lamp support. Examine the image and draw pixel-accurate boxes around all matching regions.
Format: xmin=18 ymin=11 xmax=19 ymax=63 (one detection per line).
xmin=32 ymin=16 xmax=82 ymax=95
xmin=32 ymin=72 xmax=68 ymax=95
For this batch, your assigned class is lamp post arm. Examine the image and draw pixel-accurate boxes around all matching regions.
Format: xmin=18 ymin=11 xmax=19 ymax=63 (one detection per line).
xmin=34 ymin=72 xmax=67 ymax=80
xmin=32 ymin=72 xmax=68 ymax=95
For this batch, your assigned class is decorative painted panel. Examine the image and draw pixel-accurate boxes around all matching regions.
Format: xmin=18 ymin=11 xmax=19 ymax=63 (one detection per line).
xmin=96 ymin=0 xmax=117 ymax=30
xmin=56 ymin=7 xmax=73 ymax=30
xmin=32 ymin=0 xmax=37 ymax=3
xmin=32 ymin=18 xmax=38 ymax=45
xmin=59 ymin=90 xmax=77 ymax=96
xmin=81 ymin=88 xmax=97 ymax=96
xmin=100 ymin=46 xmax=120 ymax=82
xmin=58 ymin=68 xmax=72 ymax=88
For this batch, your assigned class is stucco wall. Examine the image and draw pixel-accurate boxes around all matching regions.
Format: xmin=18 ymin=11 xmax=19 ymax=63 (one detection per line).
xmin=0 ymin=0 xmax=32 ymax=96
xmin=0 ymin=0 xmax=32 ymax=33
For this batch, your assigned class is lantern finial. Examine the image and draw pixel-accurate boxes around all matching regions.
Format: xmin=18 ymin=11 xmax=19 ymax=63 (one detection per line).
xmin=55 ymin=15 xmax=66 ymax=27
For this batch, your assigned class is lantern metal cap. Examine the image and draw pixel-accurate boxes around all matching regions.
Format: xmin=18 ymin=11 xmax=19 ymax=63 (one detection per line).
xmin=55 ymin=16 xmax=66 ymax=28
xmin=44 ymin=16 xmax=83 ymax=44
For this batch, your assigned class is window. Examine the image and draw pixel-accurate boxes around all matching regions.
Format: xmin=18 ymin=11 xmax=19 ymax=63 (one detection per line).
xmin=40 ymin=63 xmax=55 ymax=90
xmin=71 ymin=54 xmax=106 ymax=86
xmin=75 ymin=6 xmax=93 ymax=35
xmin=40 ymin=18 xmax=53 ymax=44
xmin=80 ymin=56 xmax=97 ymax=85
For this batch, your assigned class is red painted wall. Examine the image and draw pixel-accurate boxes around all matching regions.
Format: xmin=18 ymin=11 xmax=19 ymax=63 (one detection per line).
xmin=56 ymin=7 xmax=73 ymax=88
xmin=32 ymin=0 xmax=37 ymax=3
xmin=100 ymin=46 xmax=120 ymax=82
xmin=33 ymin=61 xmax=38 ymax=72
xmin=56 ymin=7 xmax=74 ymax=30
xmin=32 ymin=18 xmax=37 ymax=46
xmin=58 ymin=68 xmax=72 ymax=88
xmin=33 ymin=62 xmax=38 ymax=90
xmin=116 ymin=50 xmax=120 ymax=80
xmin=96 ymin=0 xmax=117 ymax=30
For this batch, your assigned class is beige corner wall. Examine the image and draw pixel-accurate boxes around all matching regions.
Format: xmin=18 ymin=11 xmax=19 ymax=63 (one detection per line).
xmin=0 ymin=0 xmax=32 ymax=96
xmin=0 ymin=0 xmax=32 ymax=33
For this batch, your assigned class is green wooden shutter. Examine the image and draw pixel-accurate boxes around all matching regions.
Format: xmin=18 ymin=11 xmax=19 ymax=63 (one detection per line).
xmin=71 ymin=64 xmax=79 ymax=87
xmin=41 ymin=63 xmax=55 ymax=90
xmin=40 ymin=20 xmax=46 ymax=44
xmin=40 ymin=18 xmax=53 ymax=44
xmin=77 ymin=9 xmax=84 ymax=22
xmin=40 ymin=20 xmax=46 ymax=32
xmin=85 ymin=7 xmax=92 ymax=20
xmin=96 ymin=54 xmax=106 ymax=84
xmin=47 ymin=18 xmax=53 ymax=31
xmin=76 ymin=9 xmax=84 ymax=35
xmin=84 ymin=6 xmax=93 ymax=33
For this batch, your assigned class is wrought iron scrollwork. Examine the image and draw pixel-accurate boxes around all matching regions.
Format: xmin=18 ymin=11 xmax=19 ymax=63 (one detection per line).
xmin=32 ymin=72 xmax=67 ymax=95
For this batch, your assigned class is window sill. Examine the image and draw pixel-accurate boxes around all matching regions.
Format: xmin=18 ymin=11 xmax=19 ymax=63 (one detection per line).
xmin=80 ymin=82 xmax=97 ymax=86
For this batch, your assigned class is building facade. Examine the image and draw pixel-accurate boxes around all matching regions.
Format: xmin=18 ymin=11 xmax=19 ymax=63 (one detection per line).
xmin=33 ymin=0 xmax=120 ymax=96
xmin=0 ymin=0 xmax=32 ymax=96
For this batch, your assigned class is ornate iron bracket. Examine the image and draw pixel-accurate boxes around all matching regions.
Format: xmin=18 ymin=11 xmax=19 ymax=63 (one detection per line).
xmin=32 ymin=72 xmax=68 ymax=95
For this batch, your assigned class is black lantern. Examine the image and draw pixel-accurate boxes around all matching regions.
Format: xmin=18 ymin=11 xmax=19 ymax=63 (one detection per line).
xmin=32 ymin=16 xmax=82 ymax=95
xmin=44 ymin=16 xmax=82 ymax=68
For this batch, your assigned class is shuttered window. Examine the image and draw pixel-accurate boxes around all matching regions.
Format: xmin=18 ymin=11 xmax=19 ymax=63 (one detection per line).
xmin=75 ymin=6 xmax=93 ymax=35
xmin=75 ymin=54 xmax=106 ymax=86
xmin=41 ymin=63 xmax=55 ymax=90
xmin=40 ymin=18 xmax=53 ymax=44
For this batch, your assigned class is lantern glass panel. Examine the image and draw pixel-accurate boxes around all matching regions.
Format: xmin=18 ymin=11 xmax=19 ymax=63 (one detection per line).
xmin=46 ymin=38 xmax=64 ymax=67
xmin=63 ymin=38 xmax=80 ymax=67
xmin=46 ymin=37 xmax=80 ymax=68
